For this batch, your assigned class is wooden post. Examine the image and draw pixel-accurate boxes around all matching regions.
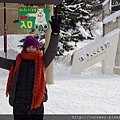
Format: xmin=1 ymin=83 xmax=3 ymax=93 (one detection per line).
xmin=45 ymin=4 xmax=54 ymax=84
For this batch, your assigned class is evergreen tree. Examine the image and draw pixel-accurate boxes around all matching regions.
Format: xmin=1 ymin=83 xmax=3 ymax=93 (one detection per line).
xmin=54 ymin=0 xmax=94 ymax=56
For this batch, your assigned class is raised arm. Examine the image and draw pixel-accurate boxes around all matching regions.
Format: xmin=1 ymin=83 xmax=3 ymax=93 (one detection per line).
xmin=0 ymin=57 xmax=15 ymax=70
xmin=42 ymin=34 xmax=59 ymax=68
xmin=42 ymin=15 xmax=61 ymax=68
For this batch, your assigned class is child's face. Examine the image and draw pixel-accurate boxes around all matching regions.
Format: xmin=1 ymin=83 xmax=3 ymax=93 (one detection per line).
xmin=26 ymin=46 xmax=37 ymax=52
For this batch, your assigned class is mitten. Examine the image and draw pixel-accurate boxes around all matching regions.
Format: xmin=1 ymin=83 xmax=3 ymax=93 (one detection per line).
xmin=49 ymin=15 xmax=61 ymax=34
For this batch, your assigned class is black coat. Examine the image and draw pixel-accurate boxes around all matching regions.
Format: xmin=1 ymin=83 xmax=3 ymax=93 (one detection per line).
xmin=14 ymin=59 xmax=35 ymax=106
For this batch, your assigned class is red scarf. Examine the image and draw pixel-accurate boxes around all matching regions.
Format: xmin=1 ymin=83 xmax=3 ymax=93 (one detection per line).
xmin=6 ymin=50 xmax=45 ymax=109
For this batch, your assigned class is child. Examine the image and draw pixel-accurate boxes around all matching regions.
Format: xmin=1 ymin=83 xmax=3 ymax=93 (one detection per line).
xmin=0 ymin=15 xmax=61 ymax=120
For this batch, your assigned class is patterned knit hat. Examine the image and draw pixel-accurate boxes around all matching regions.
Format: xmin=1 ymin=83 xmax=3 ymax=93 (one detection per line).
xmin=23 ymin=35 xmax=40 ymax=49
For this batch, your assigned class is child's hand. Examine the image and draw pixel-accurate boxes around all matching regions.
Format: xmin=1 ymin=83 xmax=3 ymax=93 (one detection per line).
xmin=49 ymin=15 xmax=61 ymax=34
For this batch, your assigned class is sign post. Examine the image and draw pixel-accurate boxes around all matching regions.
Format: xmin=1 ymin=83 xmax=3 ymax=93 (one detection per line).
xmin=45 ymin=4 xmax=54 ymax=84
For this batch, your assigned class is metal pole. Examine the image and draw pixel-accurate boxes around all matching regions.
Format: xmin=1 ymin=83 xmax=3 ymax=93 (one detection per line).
xmin=45 ymin=4 xmax=54 ymax=84
xmin=4 ymin=3 xmax=7 ymax=58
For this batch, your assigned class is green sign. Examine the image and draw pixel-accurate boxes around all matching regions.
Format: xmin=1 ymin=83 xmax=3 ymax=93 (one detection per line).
xmin=18 ymin=7 xmax=49 ymax=30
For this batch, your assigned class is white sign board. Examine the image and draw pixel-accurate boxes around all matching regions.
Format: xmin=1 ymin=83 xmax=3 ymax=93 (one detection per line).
xmin=72 ymin=29 xmax=120 ymax=74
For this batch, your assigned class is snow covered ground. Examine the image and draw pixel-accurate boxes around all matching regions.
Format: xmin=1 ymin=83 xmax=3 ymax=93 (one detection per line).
xmin=0 ymin=21 xmax=120 ymax=115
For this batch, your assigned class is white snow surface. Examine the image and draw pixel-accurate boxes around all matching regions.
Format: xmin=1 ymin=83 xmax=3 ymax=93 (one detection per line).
xmin=0 ymin=28 xmax=120 ymax=114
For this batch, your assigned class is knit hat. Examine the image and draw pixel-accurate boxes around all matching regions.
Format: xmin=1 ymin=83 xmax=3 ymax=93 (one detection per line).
xmin=23 ymin=35 xmax=40 ymax=49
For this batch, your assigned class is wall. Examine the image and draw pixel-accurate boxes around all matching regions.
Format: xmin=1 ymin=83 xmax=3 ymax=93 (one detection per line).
xmin=0 ymin=3 xmax=34 ymax=36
